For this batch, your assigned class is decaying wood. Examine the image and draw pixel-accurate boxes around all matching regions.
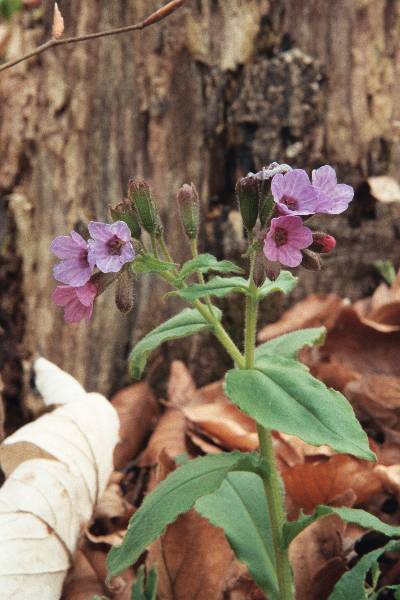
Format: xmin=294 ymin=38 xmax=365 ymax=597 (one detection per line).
xmin=0 ymin=0 xmax=399 ymax=426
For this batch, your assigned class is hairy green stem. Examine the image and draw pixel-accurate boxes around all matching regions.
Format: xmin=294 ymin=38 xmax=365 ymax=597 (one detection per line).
xmin=245 ymin=247 xmax=294 ymax=600
xmin=189 ymin=238 xmax=216 ymax=317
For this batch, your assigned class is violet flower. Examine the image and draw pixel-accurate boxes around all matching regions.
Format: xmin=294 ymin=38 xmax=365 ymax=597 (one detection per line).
xmin=312 ymin=165 xmax=354 ymax=214
xmin=51 ymin=231 xmax=94 ymax=287
xmin=88 ymin=221 xmax=135 ymax=273
xmin=52 ymin=282 xmax=97 ymax=323
xmin=263 ymin=215 xmax=313 ymax=267
xmin=271 ymin=169 xmax=319 ymax=215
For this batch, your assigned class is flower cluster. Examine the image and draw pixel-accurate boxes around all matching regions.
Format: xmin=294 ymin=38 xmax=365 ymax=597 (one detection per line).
xmin=254 ymin=165 xmax=353 ymax=268
xmin=51 ymin=221 xmax=135 ymax=323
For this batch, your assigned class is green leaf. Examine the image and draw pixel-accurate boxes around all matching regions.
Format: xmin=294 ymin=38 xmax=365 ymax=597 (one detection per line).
xmin=0 ymin=0 xmax=22 ymax=20
xmin=131 ymin=254 xmax=177 ymax=275
xmin=257 ymin=271 xmax=298 ymax=299
xmin=225 ymin=356 xmax=375 ymax=461
xmin=195 ymin=471 xmax=279 ymax=599
xmin=255 ymin=327 xmax=326 ymax=362
xmin=131 ymin=566 xmax=158 ymax=600
xmin=173 ymin=276 xmax=250 ymax=302
xmin=128 ymin=307 xmax=221 ymax=378
xmin=283 ymin=505 xmax=400 ymax=547
xmin=178 ymin=253 xmax=243 ymax=282
xmin=328 ymin=540 xmax=400 ymax=600
xmin=107 ymin=451 xmax=266 ymax=577
xmin=373 ymin=259 xmax=396 ymax=286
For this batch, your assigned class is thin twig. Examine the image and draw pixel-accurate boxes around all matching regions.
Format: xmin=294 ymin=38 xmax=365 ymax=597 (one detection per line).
xmin=0 ymin=0 xmax=185 ymax=74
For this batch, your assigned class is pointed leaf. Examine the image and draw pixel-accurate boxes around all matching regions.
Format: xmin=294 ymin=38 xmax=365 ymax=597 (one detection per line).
xmin=225 ymin=356 xmax=375 ymax=461
xmin=255 ymin=327 xmax=326 ymax=361
xmin=132 ymin=254 xmax=177 ymax=275
xmin=129 ymin=307 xmax=221 ymax=378
xmin=195 ymin=471 xmax=279 ymax=599
xmin=257 ymin=271 xmax=297 ymax=299
xmin=178 ymin=254 xmax=243 ymax=282
xmin=283 ymin=505 xmax=400 ymax=547
xmin=131 ymin=565 xmax=158 ymax=600
xmin=328 ymin=540 xmax=400 ymax=600
xmin=107 ymin=451 xmax=266 ymax=577
xmin=173 ymin=276 xmax=250 ymax=302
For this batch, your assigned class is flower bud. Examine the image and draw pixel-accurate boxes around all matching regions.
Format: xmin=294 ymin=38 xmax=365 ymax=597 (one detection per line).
xmin=90 ymin=272 xmax=119 ymax=295
xmin=236 ymin=176 xmax=259 ymax=231
xmin=110 ymin=198 xmax=141 ymax=240
xmin=115 ymin=267 xmax=135 ymax=314
xmin=310 ymin=232 xmax=337 ymax=254
xmin=128 ymin=178 xmax=162 ymax=237
xmin=259 ymin=192 xmax=274 ymax=228
xmin=301 ymin=249 xmax=322 ymax=271
xmin=176 ymin=183 xmax=200 ymax=239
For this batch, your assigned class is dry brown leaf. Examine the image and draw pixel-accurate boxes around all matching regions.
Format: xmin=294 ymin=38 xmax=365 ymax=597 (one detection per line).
xmin=274 ymin=432 xmax=334 ymax=468
xmin=111 ymin=383 xmax=159 ymax=469
xmin=183 ymin=399 xmax=258 ymax=452
xmin=283 ymin=455 xmax=383 ymax=519
xmin=167 ymin=360 xmax=197 ymax=407
xmin=289 ymin=515 xmax=348 ymax=600
xmin=138 ymin=408 xmax=188 ymax=467
xmin=62 ymin=550 xmax=105 ymax=600
xmin=51 ymin=2 xmax=65 ymax=39
xmin=258 ymin=294 xmax=345 ymax=342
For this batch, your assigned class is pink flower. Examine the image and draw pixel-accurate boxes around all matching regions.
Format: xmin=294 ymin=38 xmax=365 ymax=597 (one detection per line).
xmin=271 ymin=169 xmax=319 ymax=215
xmin=88 ymin=221 xmax=135 ymax=273
xmin=52 ymin=282 xmax=97 ymax=323
xmin=51 ymin=231 xmax=94 ymax=287
xmin=311 ymin=165 xmax=354 ymax=214
xmin=264 ymin=215 xmax=313 ymax=267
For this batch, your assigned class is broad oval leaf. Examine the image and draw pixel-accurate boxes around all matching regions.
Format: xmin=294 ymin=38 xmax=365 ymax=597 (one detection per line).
xmin=257 ymin=271 xmax=297 ymax=300
xmin=195 ymin=471 xmax=279 ymax=599
xmin=178 ymin=254 xmax=243 ymax=282
xmin=107 ymin=451 xmax=266 ymax=577
xmin=225 ymin=356 xmax=375 ymax=461
xmin=129 ymin=307 xmax=221 ymax=379
xmin=328 ymin=540 xmax=400 ymax=600
xmin=173 ymin=276 xmax=250 ymax=302
xmin=283 ymin=505 xmax=400 ymax=547
xmin=255 ymin=327 xmax=326 ymax=362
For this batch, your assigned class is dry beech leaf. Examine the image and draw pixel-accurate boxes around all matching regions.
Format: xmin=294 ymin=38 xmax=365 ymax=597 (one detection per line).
xmin=289 ymin=515 xmax=348 ymax=600
xmin=283 ymin=455 xmax=383 ymax=519
xmin=167 ymin=360 xmax=197 ymax=407
xmin=111 ymin=383 xmax=159 ymax=470
xmin=183 ymin=399 xmax=258 ymax=452
xmin=138 ymin=408 xmax=188 ymax=467
xmin=0 ymin=359 xmax=119 ymax=600
xmin=274 ymin=432 xmax=334 ymax=468
xmin=62 ymin=550 xmax=105 ymax=600
xmin=258 ymin=293 xmax=345 ymax=342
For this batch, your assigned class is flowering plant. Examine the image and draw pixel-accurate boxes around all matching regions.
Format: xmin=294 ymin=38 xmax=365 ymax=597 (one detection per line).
xmin=51 ymin=162 xmax=400 ymax=599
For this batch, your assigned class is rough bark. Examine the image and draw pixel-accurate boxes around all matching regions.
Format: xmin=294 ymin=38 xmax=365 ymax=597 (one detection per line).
xmin=0 ymin=0 xmax=399 ymax=425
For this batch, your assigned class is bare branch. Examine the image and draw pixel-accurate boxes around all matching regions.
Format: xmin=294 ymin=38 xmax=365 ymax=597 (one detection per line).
xmin=0 ymin=0 xmax=185 ymax=74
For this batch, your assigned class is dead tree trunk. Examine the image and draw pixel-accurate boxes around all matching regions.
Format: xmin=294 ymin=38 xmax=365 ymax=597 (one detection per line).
xmin=1 ymin=0 xmax=399 ymax=425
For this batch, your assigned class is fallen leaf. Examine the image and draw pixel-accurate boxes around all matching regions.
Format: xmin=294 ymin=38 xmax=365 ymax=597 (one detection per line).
xmin=258 ymin=294 xmax=345 ymax=342
xmin=289 ymin=515 xmax=348 ymax=600
xmin=111 ymin=383 xmax=159 ymax=470
xmin=283 ymin=455 xmax=383 ymax=519
xmin=62 ymin=550 xmax=105 ymax=600
xmin=167 ymin=360 xmax=197 ymax=407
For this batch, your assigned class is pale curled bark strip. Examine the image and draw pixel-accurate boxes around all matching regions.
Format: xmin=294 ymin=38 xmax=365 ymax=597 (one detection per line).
xmin=0 ymin=0 xmax=185 ymax=73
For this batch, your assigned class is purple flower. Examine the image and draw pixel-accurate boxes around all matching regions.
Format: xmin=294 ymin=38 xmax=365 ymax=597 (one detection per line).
xmin=51 ymin=231 xmax=94 ymax=287
xmin=52 ymin=282 xmax=97 ymax=323
xmin=311 ymin=165 xmax=354 ymax=214
xmin=263 ymin=215 xmax=313 ymax=267
xmin=271 ymin=169 xmax=319 ymax=215
xmin=88 ymin=221 xmax=135 ymax=273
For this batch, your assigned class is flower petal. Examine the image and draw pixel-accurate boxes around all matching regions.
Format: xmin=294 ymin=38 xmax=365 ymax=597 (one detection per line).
xmin=52 ymin=285 xmax=75 ymax=306
xmin=76 ymin=283 xmax=97 ymax=307
xmin=63 ymin=298 xmax=90 ymax=323
xmin=53 ymin=259 xmax=92 ymax=287
xmin=88 ymin=221 xmax=113 ymax=242
xmin=110 ymin=220 xmax=132 ymax=242
xmin=50 ymin=233 xmax=86 ymax=259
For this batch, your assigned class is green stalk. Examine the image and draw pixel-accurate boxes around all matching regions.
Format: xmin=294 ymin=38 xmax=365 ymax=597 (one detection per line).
xmin=245 ymin=247 xmax=294 ymax=600
xmin=189 ymin=238 xmax=215 ymax=317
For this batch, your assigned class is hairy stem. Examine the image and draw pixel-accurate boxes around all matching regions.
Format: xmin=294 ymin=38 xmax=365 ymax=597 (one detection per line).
xmin=189 ymin=238 xmax=215 ymax=317
xmin=244 ymin=246 xmax=294 ymax=600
